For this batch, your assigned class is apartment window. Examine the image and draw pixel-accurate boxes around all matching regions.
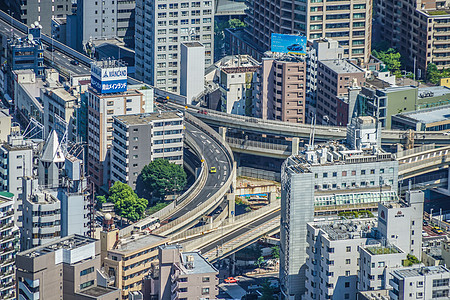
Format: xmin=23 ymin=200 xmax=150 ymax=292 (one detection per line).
xmin=179 ymin=278 xmax=187 ymax=282
xmin=370 ymin=169 xmax=375 ymax=174
xmin=351 ymin=170 xmax=356 ymax=176
xmin=345 ymin=282 xmax=350 ymax=288
xmin=346 ymin=246 xmax=351 ymax=252
xmin=342 ymin=171 xmax=347 ymax=176
xmin=202 ymin=277 xmax=210 ymax=282
xmin=323 ymin=172 xmax=328 ymax=178
xmin=179 ymin=288 xmax=187 ymax=292
xmin=346 ymin=259 xmax=351 ymax=264
xmin=332 ymin=172 xmax=337 ymax=177
xmin=202 ymin=288 xmax=210 ymax=295
xmin=361 ymin=170 xmax=366 ymax=175
xmin=345 ymin=271 xmax=350 ymax=276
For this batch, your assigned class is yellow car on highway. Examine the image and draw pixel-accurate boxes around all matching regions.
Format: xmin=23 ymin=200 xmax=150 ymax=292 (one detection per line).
xmin=209 ymin=167 xmax=217 ymax=173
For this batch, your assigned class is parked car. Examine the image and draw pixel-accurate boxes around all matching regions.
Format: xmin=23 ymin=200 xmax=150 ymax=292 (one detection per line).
xmin=197 ymin=109 xmax=208 ymax=115
xmin=70 ymin=60 xmax=79 ymax=65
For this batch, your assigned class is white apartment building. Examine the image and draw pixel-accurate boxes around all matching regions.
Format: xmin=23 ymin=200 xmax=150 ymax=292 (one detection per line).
xmin=305 ymin=191 xmax=424 ymax=300
xmin=180 ymin=42 xmax=205 ymax=104
xmin=21 ymin=186 xmax=61 ymax=250
xmin=0 ymin=193 xmax=19 ymax=300
xmin=281 ymin=118 xmax=398 ymax=298
xmin=390 ymin=266 xmax=450 ymax=300
xmin=111 ymin=112 xmax=184 ymax=189
xmin=135 ymin=0 xmax=214 ymax=92
xmin=358 ymin=245 xmax=406 ymax=292
xmin=0 ymin=131 xmax=35 ymax=224
xmin=306 ymin=218 xmax=375 ymax=300
xmin=377 ymin=191 xmax=424 ymax=260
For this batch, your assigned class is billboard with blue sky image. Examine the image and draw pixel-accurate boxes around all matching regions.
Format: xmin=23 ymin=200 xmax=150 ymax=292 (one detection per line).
xmin=270 ymin=33 xmax=307 ymax=55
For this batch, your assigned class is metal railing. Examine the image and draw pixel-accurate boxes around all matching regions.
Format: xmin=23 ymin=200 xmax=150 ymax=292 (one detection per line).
xmin=226 ymin=137 xmax=291 ymax=152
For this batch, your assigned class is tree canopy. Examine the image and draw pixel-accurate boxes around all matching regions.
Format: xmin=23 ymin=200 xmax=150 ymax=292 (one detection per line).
xmin=372 ymin=48 xmax=402 ymax=75
xmin=426 ymin=63 xmax=450 ymax=84
xmin=108 ymin=181 xmax=148 ymax=222
xmin=140 ymin=159 xmax=187 ymax=199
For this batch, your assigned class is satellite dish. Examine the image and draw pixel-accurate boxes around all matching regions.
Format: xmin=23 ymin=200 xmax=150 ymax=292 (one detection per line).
xmin=34 ymin=21 xmax=39 ymax=27
xmin=31 ymin=24 xmax=35 ymax=28
xmin=28 ymin=34 xmax=33 ymax=41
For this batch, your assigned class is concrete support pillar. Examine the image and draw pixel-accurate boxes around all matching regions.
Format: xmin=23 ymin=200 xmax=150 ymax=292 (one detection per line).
xmin=268 ymin=192 xmax=276 ymax=204
xmin=219 ymin=127 xmax=227 ymax=141
xmin=292 ymin=137 xmax=300 ymax=155
xmin=230 ymin=253 xmax=236 ymax=275
xmin=227 ymin=193 xmax=235 ymax=222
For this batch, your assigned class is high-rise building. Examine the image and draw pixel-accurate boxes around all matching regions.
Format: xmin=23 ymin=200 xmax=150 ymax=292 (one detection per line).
xmin=258 ymin=56 xmax=307 ymax=122
xmin=242 ymin=0 xmax=372 ymax=62
xmin=87 ymin=60 xmax=152 ymax=189
xmin=316 ymin=59 xmax=366 ymax=126
xmin=16 ymin=235 xmax=121 ymax=300
xmin=69 ymin=0 xmax=136 ymax=52
xmin=4 ymin=0 xmax=73 ymax=35
xmin=0 ymin=192 xmax=19 ymax=300
xmin=145 ymin=245 xmax=219 ymax=300
xmin=111 ymin=112 xmax=184 ymax=189
xmin=376 ymin=0 xmax=450 ymax=74
xmin=135 ymin=0 xmax=214 ymax=92
xmin=280 ymin=117 xmax=398 ymax=298
xmin=389 ymin=266 xmax=450 ymax=300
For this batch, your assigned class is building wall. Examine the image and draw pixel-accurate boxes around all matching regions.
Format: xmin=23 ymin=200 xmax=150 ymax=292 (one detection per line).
xmin=316 ymin=60 xmax=365 ymax=126
xmin=135 ymin=0 xmax=214 ymax=92
xmin=180 ymin=43 xmax=205 ymax=104
xmin=87 ymin=89 xmax=144 ymax=188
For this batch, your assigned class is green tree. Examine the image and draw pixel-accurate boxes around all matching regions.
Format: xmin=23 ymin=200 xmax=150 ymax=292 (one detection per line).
xmin=228 ymin=18 xmax=246 ymax=29
xmin=96 ymin=195 xmax=107 ymax=209
xmin=140 ymin=159 xmax=187 ymax=199
xmin=254 ymin=256 xmax=265 ymax=269
xmin=108 ymin=182 xmax=148 ymax=222
xmin=372 ymin=48 xmax=401 ymax=74
xmin=260 ymin=280 xmax=276 ymax=300
xmin=271 ymin=246 xmax=280 ymax=259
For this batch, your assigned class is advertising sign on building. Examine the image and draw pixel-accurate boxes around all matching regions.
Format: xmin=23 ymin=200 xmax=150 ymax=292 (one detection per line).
xmin=91 ymin=62 xmax=127 ymax=94
xmin=271 ymin=33 xmax=307 ymax=55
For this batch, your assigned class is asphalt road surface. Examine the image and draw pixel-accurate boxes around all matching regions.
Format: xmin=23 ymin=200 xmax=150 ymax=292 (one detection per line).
xmin=168 ymin=121 xmax=232 ymax=219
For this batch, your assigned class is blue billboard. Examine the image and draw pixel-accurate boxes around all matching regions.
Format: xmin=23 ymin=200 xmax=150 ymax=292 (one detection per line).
xmin=271 ymin=33 xmax=307 ymax=55
xmin=91 ymin=63 xmax=127 ymax=94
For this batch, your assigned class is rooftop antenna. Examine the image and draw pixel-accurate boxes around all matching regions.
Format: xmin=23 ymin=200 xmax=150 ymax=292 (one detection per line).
xmin=308 ymin=114 xmax=317 ymax=150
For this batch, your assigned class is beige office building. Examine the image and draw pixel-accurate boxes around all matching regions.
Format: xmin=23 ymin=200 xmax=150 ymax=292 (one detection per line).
xmin=15 ymin=235 xmax=121 ymax=300
xmin=101 ymin=229 xmax=169 ymax=300
xmin=377 ymin=0 xmax=450 ymax=74
xmin=244 ymin=0 xmax=372 ymax=62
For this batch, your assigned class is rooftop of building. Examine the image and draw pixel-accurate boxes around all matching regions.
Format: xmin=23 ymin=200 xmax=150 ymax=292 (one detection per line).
xmin=78 ymin=286 xmax=119 ymax=297
xmin=180 ymin=251 xmax=218 ymax=275
xmin=45 ymin=87 xmax=77 ymax=102
xmin=365 ymin=245 xmax=402 ymax=255
xmin=53 ymin=17 xmax=67 ymax=25
xmin=285 ymin=143 xmax=394 ymax=174
xmin=310 ymin=218 xmax=376 ymax=241
xmin=0 ymin=192 xmax=14 ymax=205
xmin=221 ymin=65 xmax=260 ymax=74
xmin=357 ymin=289 xmax=390 ymax=300
xmin=92 ymin=59 xmax=126 ymax=69
xmin=215 ymin=0 xmax=247 ymax=16
xmin=365 ymin=77 xmax=393 ymax=90
xmin=182 ymin=41 xmax=204 ymax=48
xmin=111 ymin=233 xmax=167 ymax=255
xmin=420 ymin=9 xmax=450 ymax=17
xmin=319 ymin=59 xmax=365 ymax=74
xmin=394 ymin=105 xmax=450 ymax=124
xmin=19 ymin=234 xmax=97 ymax=258
xmin=29 ymin=191 xmax=59 ymax=204
xmin=88 ymin=87 xmax=142 ymax=97
xmin=393 ymin=265 xmax=450 ymax=278
xmin=418 ymin=85 xmax=450 ymax=98
xmin=114 ymin=111 xmax=182 ymax=126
